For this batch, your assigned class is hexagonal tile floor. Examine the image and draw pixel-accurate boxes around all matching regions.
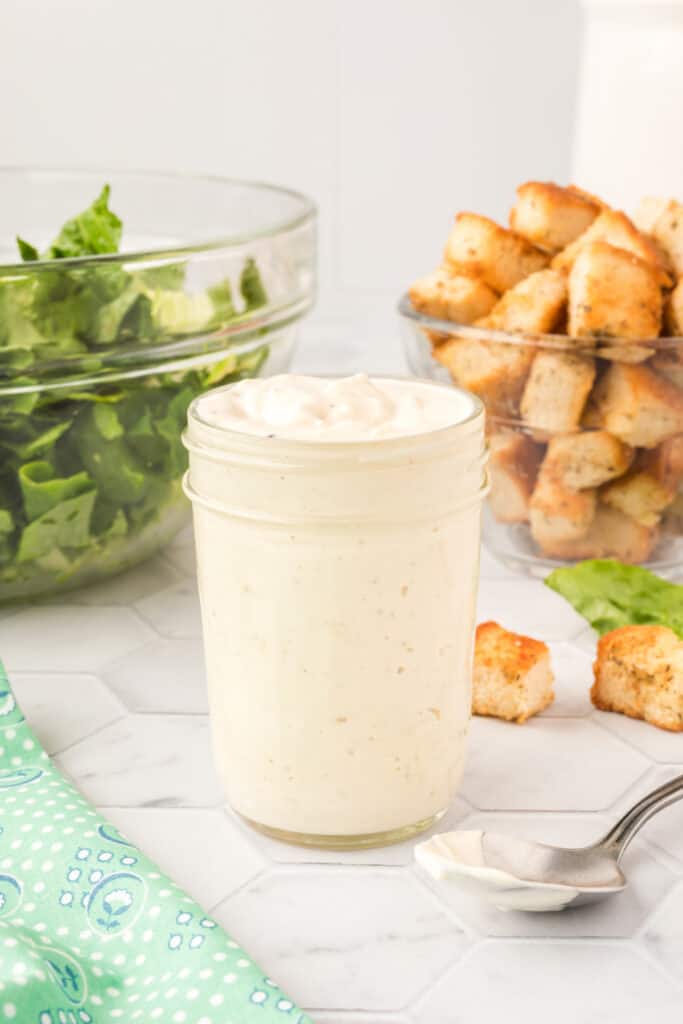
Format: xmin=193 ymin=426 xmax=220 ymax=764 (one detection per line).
xmin=1 ymin=519 xmax=682 ymax=1022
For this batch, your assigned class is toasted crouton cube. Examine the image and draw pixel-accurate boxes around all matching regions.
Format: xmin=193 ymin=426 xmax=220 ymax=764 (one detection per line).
xmin=634 ymin=196 xmax=671 ymax=234
xmin=592 ymin=625 xmax=683 ymax=732
xmin=473 ymin=621 xmax=554 ymax=724
xmin=542 ymin=430 xmax=633 ymax=489
xmin=567 ymin=184 xmax=610 ymax=210
xmin=639 ymin=435 xmax=683 ymax=489
xmin=568 ymin=241 xmax=663 ymax=340
xmin=601 ymin=471 xmax=675 ymax=526
xmin=443 ymin=213 xmax=549 ymax=293
xmin=652 ymin=349 xmax=683 ymax=390
xmin=664 ymin=279 xmax=683 ymax=336
xmin=552 ymin=209 xmax=672 ymax=285
xmin=488 ymin=432 xmax=543 ymax=523
xmin=533 ymin=504 xmax=658 ymax=562
xmin=529 ymin=471 xmax=596 ymax=548
xmin=409 ymin=268 xmax=498 ymax=325
xmin=432 ymin=336 xmax=533 ymax=416
xmin=484 ymin=269 xmax=567 ymax=334
xmin=646 ymin=199 xmax=683 ymax=278
xmin=592 ymin=362 xmax=683 ymax=447
xmin=509 ymin=182 xmax=600 ymax=253
xmin=521 ymin=351 xmax=596 ymax=436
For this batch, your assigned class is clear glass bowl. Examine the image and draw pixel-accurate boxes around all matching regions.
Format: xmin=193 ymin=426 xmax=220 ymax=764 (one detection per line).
xmin=0 ymin=170 xmax=316 ymax=602
xmin=398 ymin=293 xmax=683 ymax=578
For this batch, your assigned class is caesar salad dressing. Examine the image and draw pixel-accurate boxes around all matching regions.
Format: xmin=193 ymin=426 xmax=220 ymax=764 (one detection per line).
xmin=184 ymin=374 xmax=488 ymax=845
xmin=416 ymin=832 xmax=580 ymax=912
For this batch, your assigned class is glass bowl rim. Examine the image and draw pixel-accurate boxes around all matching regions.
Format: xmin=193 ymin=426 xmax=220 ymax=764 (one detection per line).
xmin=0 ymin=166 xmax=317 ymax=272
xmin=398 ymin=292 xmax=683 ymax=352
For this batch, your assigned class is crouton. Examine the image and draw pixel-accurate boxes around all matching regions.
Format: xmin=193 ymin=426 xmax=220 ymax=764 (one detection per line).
xmin=520 ymin=351 xmax=596 ymax=436
xmin=592 ymin=625 xmax=683 ymax=732
xmin=568 ymin=241 xmax=663 ymax=340
xmin=652 ymin=349 xmax=683 ymax=390
xmin=443 ymin=213 xmax=549 ymax=293
xmin=529 ymin=471 xmax=596 ymax=549
xmin=662 ymin=493 xmax=683 ymax=534
xmin=552 ymin=209 xmax=672 ymax=285
xmin=432 ymin=335 xmax=534 ymax=416
xmin=634 ymin=196 xmax=671 ymax=234
xmin=473 ymin=621 xmax=554 ymax=724
xmin=601 ymin=471 xmax=675 ymax=526
xmin=484 ymin=268 xmax=567 ymax=334
xmin=542 ymin=430 xmax=633 ymax=489
xmin=567 ymin=185 xmax=610 ymax=210
xmin=409 ymin=268 xmax=498 ymax=325
xmin=664 ymin=279 xmax=683 ymax=336
xmin=533 ymin=504 xmax=658 ymax=562
xmin=488 ymin=432 xmax=543 ymax=523
xmin=509 ymin=181 xmax=600 ymax=253
xmin=591 ymin=362 xmax=683 ymax=448
xmin=646 ymin=199 xmax=683 ymax=278
xmin=638 ymin=435 xmax=683 ymax=490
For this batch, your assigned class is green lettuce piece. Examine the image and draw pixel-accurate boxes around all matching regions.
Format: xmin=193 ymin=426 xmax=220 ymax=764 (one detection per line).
xmin=18 ymin=461 xmax=93 ymax=520
xmin=16 ymin=238 xmax=39 ymax=262
xmin=207 ymin=279 xmax=235 ymax=323
xmin=45 ymin=185 xmax=122 ymax=259
xmin=92 ymin=404 xmax=123 ymax=441
xmin=95 ymin=288 xmax=154 ymax=346
xmin=545 ymin=560 xmax=683 ymax=638
xmin=16 ymin=486 xmax=96 ymax=563
xmin=150 ymin=290 xmax=214 ymax=335
xmin=240 ymin=258 xmax=267 ymax=311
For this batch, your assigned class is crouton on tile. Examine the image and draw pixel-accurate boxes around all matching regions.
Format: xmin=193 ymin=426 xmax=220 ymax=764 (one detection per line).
xmin=542 ymin=430 xmax=633 ymax=490
xmin=601 ymin=471 xmax=675 ymax=526
xmin=535 ymin=504 xmax=658 ymax=563
xmin=592 ymin=625 xmax=683 ymax=732
xmin=484 ymin=268 xmax=567 ymax=334
xmin=473 ymin=621 xmax=554 ymax=724
xmin=443 ymin=213 xmax=549 ymax=294
xmin=509 ymin=181 xmax=600 ymax=253
xmin=488 ymin=432 xmax=543 ymax=523
xmin=409 ymin=268 xmax=498 ymax=325
xmin=592 ymin=362 xmax=683 ymax=448
xmin=520 ymin=351 xmax=596 ymax=437
xmin=552 ymin=209 xmax=672 ymax=285
xmin=432 ymin=336 xmax=534 ymax=417
xmin=568 ymin=242 xmax=663 ymax=340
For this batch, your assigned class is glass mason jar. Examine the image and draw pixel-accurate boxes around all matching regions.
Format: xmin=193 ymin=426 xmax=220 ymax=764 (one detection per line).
xmin=183 ymin=379 xmax=488 ymax=849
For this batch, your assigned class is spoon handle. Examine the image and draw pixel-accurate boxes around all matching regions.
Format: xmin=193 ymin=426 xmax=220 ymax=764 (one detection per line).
xmin=597 ymin=772 xmax=683 ymax=860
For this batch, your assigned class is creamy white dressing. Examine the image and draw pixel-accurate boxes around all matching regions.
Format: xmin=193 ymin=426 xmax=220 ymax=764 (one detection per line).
xmin=196 ymin=373 xmax=473 ymax=441
xmin=415 ymin=831 xmax=580 ymax=912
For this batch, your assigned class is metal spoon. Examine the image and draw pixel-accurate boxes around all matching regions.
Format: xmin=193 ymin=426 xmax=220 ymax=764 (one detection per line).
xmin=415 ymin=773 xmax=683 ymax=912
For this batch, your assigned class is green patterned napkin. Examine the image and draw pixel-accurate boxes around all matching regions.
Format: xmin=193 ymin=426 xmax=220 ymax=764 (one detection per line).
xmin=0 ymin=660 xmax=311 ymax=1024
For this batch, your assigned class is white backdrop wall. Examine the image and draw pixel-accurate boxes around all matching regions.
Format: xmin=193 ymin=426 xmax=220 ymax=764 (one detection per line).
xmin=0 ymin=0 xmax=581 ymax=367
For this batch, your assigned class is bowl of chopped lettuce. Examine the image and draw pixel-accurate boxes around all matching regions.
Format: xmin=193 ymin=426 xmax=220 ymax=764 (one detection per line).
xmin=0 ymin=169 xmax=316 ymax=602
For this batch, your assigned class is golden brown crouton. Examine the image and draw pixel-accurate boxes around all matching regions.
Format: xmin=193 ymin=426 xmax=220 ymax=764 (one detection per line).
xmin=552 ymin=209 xmax=672 ymax=285
xmin=591 ymin=362 xmax=683 ymax=448
xmin=542 ymin=430 xmax=633 ymax=490
xmin=652 ymin=349 xmax=683 ymax=390
xmin=409 ymin=268 xmax=498 ymax=325
xmin=488 ymin=432 xmax=543 ymax=523
xmin=484 ymin=268 xmax=567 ymax=334
xmin=601 ymin=471 xmax=675 ymax=526
xmin=529 ymin=471 xmax=596 ymax=549
xmin=568 ymin=241 xmax=663 ymax=340
xmin=592 ymin=625 xmax=683 ymax=732
xmin=432 ymin=336 xmax=533 ymax=417
xmin=509 ymin=182 xmax=600 ymax=253
xmin=533 ymin=504 xmax=658 ymax=563
xmin=520 ymin=351 xmax=596 ymax=436
xmin=567 ymin=184 xmax=610 ymax=210
xmin=639 ymin=435 xmax=683 ymax=490
xmin=633 ymin=196 xmax=671 ymax=234
xmin=473 ymin=621 xmax=554 ymax=724
xmin=443 ymin=213 xmax=549 ymax=293
xmin=646 ymin=199 xmax=683 ymax=278
xmin=664 ymin=279 xmax=683 ymax=336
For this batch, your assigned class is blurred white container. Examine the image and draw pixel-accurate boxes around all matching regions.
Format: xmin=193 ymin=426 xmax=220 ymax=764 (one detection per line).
xmin=573 ymin=0 xmax=683 ymax=208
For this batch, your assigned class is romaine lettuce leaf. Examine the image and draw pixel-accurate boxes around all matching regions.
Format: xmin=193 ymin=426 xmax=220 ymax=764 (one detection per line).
xmin=545 ymin=560 xmax=683 ymax=638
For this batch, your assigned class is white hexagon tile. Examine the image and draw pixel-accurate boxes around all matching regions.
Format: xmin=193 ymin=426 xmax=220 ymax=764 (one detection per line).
xmin=0 ymin=517 xmax=682 ymax=1022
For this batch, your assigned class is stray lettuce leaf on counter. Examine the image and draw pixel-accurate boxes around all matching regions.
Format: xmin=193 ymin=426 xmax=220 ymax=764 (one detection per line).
xmin=0 ymin=185 xmax=270 ymax=598
xmin=545 ymin=560 xmax=683 ymax=639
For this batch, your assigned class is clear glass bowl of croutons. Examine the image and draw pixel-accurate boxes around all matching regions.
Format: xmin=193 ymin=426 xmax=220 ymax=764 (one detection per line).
xmin=399 ymin=182 xmax=683 ymax=577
